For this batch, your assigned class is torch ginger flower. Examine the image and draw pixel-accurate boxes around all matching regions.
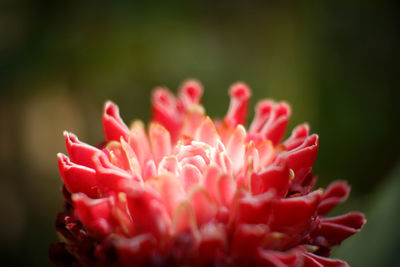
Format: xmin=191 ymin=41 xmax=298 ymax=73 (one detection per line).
xmin=50 ymin=80 xmax=365 ymax=267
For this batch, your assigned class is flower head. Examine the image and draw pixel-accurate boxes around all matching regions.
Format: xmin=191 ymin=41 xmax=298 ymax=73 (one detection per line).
xmin=50 ymin=80 xmax=365 ymax=267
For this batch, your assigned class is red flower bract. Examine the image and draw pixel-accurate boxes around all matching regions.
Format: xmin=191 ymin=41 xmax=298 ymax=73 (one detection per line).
xmin=50 ymin=80 xmax=365 ymax=267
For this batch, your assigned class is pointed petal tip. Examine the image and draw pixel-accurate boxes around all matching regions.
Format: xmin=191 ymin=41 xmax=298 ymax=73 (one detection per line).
xmin=63 ymin=131 xmax=77 ymax=141
xmin=57 ymin=153 xmax=70 ymax=163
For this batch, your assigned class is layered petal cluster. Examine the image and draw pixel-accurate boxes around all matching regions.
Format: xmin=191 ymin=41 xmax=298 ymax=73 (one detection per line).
xmin=50 ymin=80 xmax=365 ymax=267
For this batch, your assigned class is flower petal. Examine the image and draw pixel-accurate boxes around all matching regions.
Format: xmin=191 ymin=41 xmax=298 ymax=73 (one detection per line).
xmin=226 ymin=125 xmax=247 ymax=174
xmin=203 ymin=166 xmax=221 ymax=203
xmin=284 ymin=123 xmax=310 ymax=151
xmin=72 ymin=193 xmax=114 ymax=237
xmin=218 ymin=174 xmax=236 ymax=208
xmin=195 ymin=116 xmax=219 ymax=147
xmin=225 ymin=82 xmax=251 ymax=127
xmin=180 ymin=164 xmax=202 ymax=192
xmin=269 ymin=189 xmax=323 ymax=236
xmin=149 ymin=122 xmax=172 ymax=166
xmin=249 ymin=100 xmax=291 ymax=146
xmin=251 ymin=155 xmax=291 ymax=197
xmin=287 ymin=134 xmax=319 ymax=183
xmin=178 ymin=79 xmax=203 ymax=109
xmin=317 ymin=181 xmax=351 ymax=216
xmin=189 ymin=187 xmax=218 ymax=227
xmin=64 ymin=131 xmax=101 ymax=169
xmin=236 ymin=191 xmax=275 ymax=224
xmin=126 ymin=187 xmax=171 ymax=240
xmin=181 ymin=104 xmax=206 ymax=137
xmin=311 ymin=212 xmax=366 ymax=247
xmin=128 ymin=120 xmax=152 ymax=170
xmin=159 ymin=174 xmax=185 ymax=217
xmin=57 ymin=153 xmax=98 ymax=198
xmin=151 ymin=87 xmax=181 ymax=142
xmin=304 ymin=252 xmax=349 ymax=267
xmin=231 ymin=223 xmax=269 ymax=259
xmin=103 ymin=101 xmax=129 ymax=142
xmin=257 ymin=247 xmax=304 ymax=267
xmin=114 ymin=234 xmax=157 ymax=267
xmin=198 ymin=223 xmax=227 ymax=261
xmin=93 ymin=153 xmax=137 ymax=194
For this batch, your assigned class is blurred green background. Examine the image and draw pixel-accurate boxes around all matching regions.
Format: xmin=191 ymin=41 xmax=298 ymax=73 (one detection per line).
xmin=0 ymin=1 xmax=398 ymax=266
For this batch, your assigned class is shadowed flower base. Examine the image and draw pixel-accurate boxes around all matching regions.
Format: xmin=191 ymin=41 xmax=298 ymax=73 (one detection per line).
xmin=50 ymin=80 xmax=365 ymax=267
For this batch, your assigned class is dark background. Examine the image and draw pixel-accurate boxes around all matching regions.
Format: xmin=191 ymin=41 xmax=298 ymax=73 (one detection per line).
xmin=0 ymin=1 xmax=399 ymax=266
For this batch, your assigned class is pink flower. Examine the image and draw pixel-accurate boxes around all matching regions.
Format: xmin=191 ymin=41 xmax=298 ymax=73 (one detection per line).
xmin=50 ymin=80 xmax=365 ymax=267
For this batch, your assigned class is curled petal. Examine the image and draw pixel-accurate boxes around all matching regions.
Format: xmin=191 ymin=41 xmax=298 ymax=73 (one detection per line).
xmin=290 ymin=172 xmax=317 ymax=195
xmin=105 ymin=141 xmax=131 ymax=171
xmin=257 ymin=247 xmax=304 ymax=267
xmin=287 ymin=134 xmax=319 ymax=182
xmin=225 ymin=82 xmax=251 ymax=127
xmin=260 ymin=102 xmax=291 ymax=146
xmin=317 ymin=181 xmax=351 ymax=216
xmin=58 ymin=153 xmax=98 ymax=198
xmin=249 ymin=100 xmax=274 ymax=134
xmin=304 ymin=252 xmax=349 ymax=267
xmin=64 ymin=131 xmax=101 ymax=169
xmin=284 ymin=123 xmax=310 ymax=151
xmin=249 ymin=100 xmax=291 ymax=146
xmin=311 ymin=212 xmax=366 ymax=247
xmin=103 ymin=101 xmax=130 ymax=142
xmin=93 ymin=153 xmax=137 ymax=194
